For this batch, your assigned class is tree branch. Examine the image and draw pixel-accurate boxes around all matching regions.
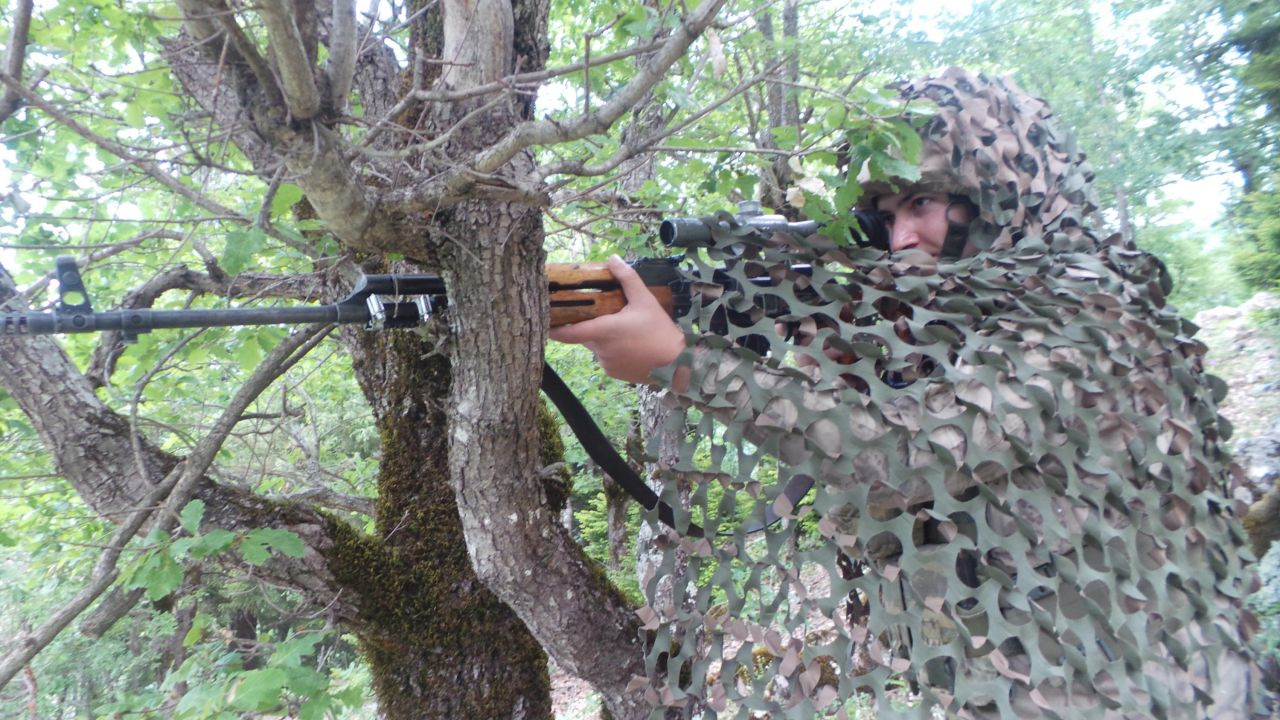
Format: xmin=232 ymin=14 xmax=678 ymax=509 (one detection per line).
xmin=0 ymin=324 xmax=333 ymax=688
xmin=202 ymin=0 xmax=284 ymax=107
xmin=539 ymin=60 xmax=781 ymax=184
xmin=0 ymin=463 xmax=182 ymax=691
xmin=326 ymin=0 xmax=357 ymax=112
xmin=0 ymin=0 xmax=36 ymax=123
xmin=275 ymin=487 xmax=374 ymax=516
xmin=379 ymin=0 xmax=727 ymax=213
xmin=359 ymin=37 xmax=665 ymax=149
xmin=0 ymin=72 xmax=249 ymax=223
xmin=84 ymin=267 xmax=332 ymax=387
xmin=259 ymin=0 xmax=321 ymax=120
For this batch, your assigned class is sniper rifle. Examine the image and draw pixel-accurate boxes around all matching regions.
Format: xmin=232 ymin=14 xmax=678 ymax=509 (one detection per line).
xmin=1 ymin=205 xmax=885 ymax=533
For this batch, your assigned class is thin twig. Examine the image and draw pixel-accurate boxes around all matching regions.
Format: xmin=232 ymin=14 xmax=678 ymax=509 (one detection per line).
xmin=0 ymin=72 xmax=247 ymax=222
xmin=381 ymin=0 xmax=728 ymax=212
xmin=540 ymin=58 xmax=783 ymax=186
xmin=360 ymin=38 xmax=666 ymax=148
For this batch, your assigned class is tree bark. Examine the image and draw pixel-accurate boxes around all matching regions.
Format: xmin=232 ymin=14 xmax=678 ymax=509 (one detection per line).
xmin=337 ymin=327 xmax=553 ymax=719
xmin=440 ymin=189 xmax=649 ymax=718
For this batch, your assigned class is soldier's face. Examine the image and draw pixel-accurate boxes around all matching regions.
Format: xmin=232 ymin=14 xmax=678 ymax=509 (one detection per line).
xmin=874 ymin=192 xmax=970 ymax=258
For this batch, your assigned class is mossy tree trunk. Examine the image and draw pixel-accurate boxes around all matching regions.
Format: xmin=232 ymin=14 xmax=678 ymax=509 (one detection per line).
xmin=336 ymin=329 xmax=552 ymax=719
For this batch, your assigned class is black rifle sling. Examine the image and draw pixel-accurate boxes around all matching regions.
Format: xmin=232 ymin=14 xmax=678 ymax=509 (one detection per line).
xmin=540 ymin=363 xmax=702 ymax=537
xmin=541 ymin=363 xmax=814 ymax=536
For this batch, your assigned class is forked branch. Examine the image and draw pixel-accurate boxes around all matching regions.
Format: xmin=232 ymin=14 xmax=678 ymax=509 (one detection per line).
xmin=380 ymin=0 xmax=728 ymax=212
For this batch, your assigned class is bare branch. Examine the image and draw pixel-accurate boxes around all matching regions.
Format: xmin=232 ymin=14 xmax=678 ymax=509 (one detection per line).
xmin=474 ymin=0 xmax=726 ymax=174
xmin=648 ymin=143 xmax=792 ymax=155
xmin=360 ymin=38 xmax=665 ymax=149
xmin=259 ymin=0 xmax=321 ymax=119
xmin=282 ymin=123 xmax=379 ymax=247
xmin=0 ymin=467 xmax=175 ymax=691
xmin=78 ymin=587 xmax=146 ymax=639
xmin=257 ymin=163 xmax=287 ymax=229
xmin=327 ymin=0 xmax=357 ymax=112
xmin=358 ymin=91 xmax=511 ymax=161
xmin=539 ymin=60 xmax=781 ymax=184
xmin=13 ymin=231 xmax=185 ymax=306
xmin=274 ymin=487 xmax=374 ymax=516
xmin=203 ymin=0 xmax=283 ymax=107
xmin=381 ymin=0 xmax=727 ymax=213
xmin=84 ymin=266 xmax=331 ymax=387
xmin=0 ymin=0 xmax=35 ymax=123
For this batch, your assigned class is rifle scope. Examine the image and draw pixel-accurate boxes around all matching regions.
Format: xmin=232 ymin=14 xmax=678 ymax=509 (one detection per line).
xmin=659 ymin=202 xmax=888 ymax=251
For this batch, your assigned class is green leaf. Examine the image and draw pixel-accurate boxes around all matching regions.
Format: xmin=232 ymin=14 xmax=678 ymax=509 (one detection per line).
xmin=247 ymin=528 xmax=306 ymax=559
xmin=299 ymin=697 xmax=332 ymax=720
xmin=228 ymin=668 xmax=288 ymax=711
xmin=769 ymin=125 xmax=799 ymax=149
xmin=189 ymin=529 xmax=237 ymax=559
xmin=174 ymin=683 xmax=223 ymax=717
xmin=179 ymin=499 xmax=205 ymax=534
xmin=221 ymin=228 xmax=267 ymax=276
xmin=183 ymin=611 xmax=214 ymax=647
xmin=0 ymin=528 xmax=16 ymax=547
xmin=271 ymin=633 xmax=324 ymax=667
xmin=270 ymin=183 xmax=304 ymax=218
xmin=136 ymin=550 xmax=183 ymax=601
xmin=240 ymin=534 xmax=270 ymax=566
xmin=235 ymin=339 xmax=264 ymax=369
xmin=286 ymin=666 xmax=329 ymax=696
xmin=821 ymin=104 xmax=849 ymax=129
xmin=125 ymin=99 xmax=145 ymax=127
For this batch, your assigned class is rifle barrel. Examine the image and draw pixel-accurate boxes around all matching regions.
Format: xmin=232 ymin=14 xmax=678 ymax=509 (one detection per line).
xmin=2 ymin=305 xmax=364 ymax=336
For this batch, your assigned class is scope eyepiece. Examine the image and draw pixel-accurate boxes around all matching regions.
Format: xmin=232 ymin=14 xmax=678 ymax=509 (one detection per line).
xmin=851 ymin=208 xmax=889 ymax=251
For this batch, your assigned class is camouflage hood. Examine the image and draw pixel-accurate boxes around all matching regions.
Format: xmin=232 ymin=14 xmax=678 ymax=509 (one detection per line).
xmin=861 ymin=67 xmax=1100 ymax=254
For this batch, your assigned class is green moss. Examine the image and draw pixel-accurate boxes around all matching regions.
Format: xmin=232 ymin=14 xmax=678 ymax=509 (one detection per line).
xmin=538 ymin=400 xmax=573 ymax=513
xmin=321 ymin=332 xmax=552 ymax=719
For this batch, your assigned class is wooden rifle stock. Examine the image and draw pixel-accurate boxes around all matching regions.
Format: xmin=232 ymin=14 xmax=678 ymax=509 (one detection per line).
xmin=546 ymin=261 xmax=678 ymax=328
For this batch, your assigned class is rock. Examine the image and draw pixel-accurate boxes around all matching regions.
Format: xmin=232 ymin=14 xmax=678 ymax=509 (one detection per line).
xmin=1237 ymin=417 xmax=1280 ymax=499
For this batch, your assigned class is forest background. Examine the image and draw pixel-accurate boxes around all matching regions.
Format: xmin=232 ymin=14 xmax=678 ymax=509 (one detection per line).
xmin=0 ymin=0 xmax=1277 ymax=717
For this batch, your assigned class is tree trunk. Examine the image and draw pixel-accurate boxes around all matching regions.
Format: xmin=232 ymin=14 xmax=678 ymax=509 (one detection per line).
xmin=440 ymin=190 xmax=650 ymax=718
xmin=0 ymin=261 xmax=553 ymax=719
xmin=335 ymin=329 xmax=552 ymax=719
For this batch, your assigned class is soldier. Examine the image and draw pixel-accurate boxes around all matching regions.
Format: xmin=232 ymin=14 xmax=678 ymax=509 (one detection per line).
xmin=552 ymin=68 xmax=1263 ymax=718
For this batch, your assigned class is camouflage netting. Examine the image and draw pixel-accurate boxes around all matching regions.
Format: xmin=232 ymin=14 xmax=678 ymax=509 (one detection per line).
xmin=640 ymin=69 xmax=1263 ymax=719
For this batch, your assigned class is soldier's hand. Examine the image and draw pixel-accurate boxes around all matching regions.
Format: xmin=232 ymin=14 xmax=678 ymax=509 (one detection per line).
xmin=549 ymin=255 xmax=686 ymax=385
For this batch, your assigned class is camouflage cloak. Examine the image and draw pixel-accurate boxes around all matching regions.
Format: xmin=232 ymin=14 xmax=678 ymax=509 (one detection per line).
xmin=642 ymin=68 xmax=1262 ymax=719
